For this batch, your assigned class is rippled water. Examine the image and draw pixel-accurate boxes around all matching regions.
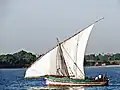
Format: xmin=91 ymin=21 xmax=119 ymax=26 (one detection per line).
xmin=0 ymin=66 xmax=120 ymax=90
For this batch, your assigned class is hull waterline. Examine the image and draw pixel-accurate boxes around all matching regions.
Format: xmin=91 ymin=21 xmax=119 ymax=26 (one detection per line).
xmin=46 ymin=79 xmax=108 ymax=86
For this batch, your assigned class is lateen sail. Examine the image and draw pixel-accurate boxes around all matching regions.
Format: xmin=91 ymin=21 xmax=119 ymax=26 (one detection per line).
xmin=61 ymin=24 xmax=94 ymax=79
xmin=24 ymin=24 xmax=94 ymax=79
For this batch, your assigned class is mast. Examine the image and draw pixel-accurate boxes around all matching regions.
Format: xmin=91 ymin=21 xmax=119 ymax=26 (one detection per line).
xmin=56 ymin=37 xmax=69 ymax=77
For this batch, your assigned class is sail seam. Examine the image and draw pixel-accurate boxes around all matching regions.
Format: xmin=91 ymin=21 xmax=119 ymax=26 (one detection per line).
xmin=75 ymin=33 xmax=80 ymax=78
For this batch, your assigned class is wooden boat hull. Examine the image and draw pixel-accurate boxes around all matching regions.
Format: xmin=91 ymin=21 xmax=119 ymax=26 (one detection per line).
xmin=46 ymin=78 xmax=108 ymax=86
xmin=46 ymin=79 xmax=108 ymax=86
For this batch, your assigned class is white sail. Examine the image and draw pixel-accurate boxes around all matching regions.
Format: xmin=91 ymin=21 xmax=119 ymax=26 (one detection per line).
xmin=25 ymin=24 xmax=94 ymax=78
xmin=76 ymin=24 xmax=94 ymax=79
xmin=25 ymin=47 xmax=58 ymax=78
xmin=61 ymin=24 xmax=94 ymax=79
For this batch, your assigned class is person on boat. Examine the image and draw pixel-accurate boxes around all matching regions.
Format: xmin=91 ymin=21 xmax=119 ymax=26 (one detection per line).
xmin=98 ymin=74 xmax=103 ymax=80
xmin=95 ymin=76 xmax=98 ymax=80
xmin=98 ymin=74 xmax=102 ymax=79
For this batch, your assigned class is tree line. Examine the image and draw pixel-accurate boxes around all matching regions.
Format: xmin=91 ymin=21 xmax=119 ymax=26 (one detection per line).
xmin=0 ymin=50 xmax=120 ymax=68
xmin=0 ymin=50 xmax=37 ymax=68
xmin=85 ymin=53 xmax=120 ymax=61
xmin=84 ymin=53 xmax=120 ymax=66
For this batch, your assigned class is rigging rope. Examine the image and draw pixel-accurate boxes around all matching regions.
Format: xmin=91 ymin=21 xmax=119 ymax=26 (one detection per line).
xmin=61 ymin=44 xmax=85 ymax=78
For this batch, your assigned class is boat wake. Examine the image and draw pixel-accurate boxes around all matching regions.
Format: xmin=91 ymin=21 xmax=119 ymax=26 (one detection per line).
xmin=27 ymin=86 xmax=85 ymax=90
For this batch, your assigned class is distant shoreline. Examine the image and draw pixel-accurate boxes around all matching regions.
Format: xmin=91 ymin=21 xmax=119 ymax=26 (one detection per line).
xmin=0 ymin=65 xmax=120 ymax=69
xmin=85 ymin=65 xmax=120 ymax=68
xmin=1 ymin=50 xmax=120 ymax=69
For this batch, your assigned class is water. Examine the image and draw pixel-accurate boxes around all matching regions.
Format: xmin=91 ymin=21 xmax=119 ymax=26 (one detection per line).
xmin=0 ymin=66 xmax=120 ymax=90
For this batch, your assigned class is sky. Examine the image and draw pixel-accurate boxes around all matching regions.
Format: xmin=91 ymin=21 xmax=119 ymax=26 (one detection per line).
xmin=0 ymin=0 xmax=120 ymax=55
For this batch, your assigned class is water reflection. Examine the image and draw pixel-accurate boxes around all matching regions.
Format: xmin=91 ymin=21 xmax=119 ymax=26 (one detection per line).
xmin=27 ymin=86 xmax=85 ymax=90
